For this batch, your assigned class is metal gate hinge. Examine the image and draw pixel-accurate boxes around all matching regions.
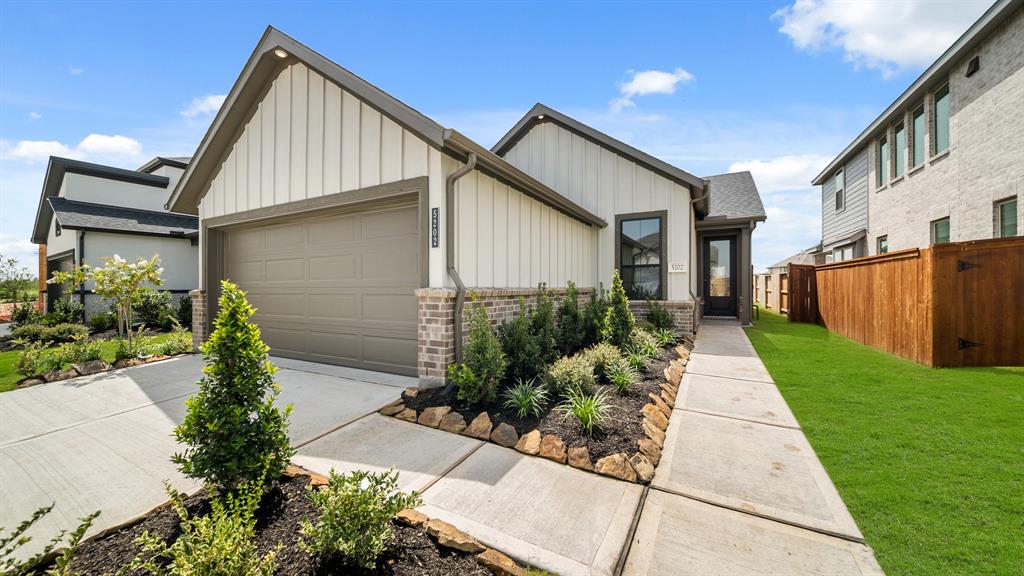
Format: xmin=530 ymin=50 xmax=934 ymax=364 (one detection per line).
xmin=958 ymin=338 xmax=981 ymax=350
xmin=957 ymin=260 xmax=980 ymax=272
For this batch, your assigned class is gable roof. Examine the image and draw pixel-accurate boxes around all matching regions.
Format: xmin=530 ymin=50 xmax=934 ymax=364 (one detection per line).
xmin=49 ymin=197 xmax=198 ymax=238
xmin=811 ymin=0 xmax=1022 ymax=185
xmin=703 ymin=171 xmax=766 ymax=223
xmin=492 ymin=103 xmax=710 ymax=214
xmin=31 ymin=156 xmax=170 ymax=244
xmin=138 ymin=156 xmax=190 ymax=173
xmin=166 ymin=28 xmax=605 ymax=228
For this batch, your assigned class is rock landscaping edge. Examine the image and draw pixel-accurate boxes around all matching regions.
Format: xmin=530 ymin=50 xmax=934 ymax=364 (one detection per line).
xmin=16 ymin=353 xmax=192 ymax=389
xmin=379 ymin=336 xmax=694 ymax=485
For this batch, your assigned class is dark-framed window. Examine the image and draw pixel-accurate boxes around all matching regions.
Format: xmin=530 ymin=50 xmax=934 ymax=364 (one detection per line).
xmin=834 ymin=168 xmax=845 ymax=212
xmin=877 ymin=235 xmax=888 ymax=254
xmin=615 ymin=211 xmax=666 ymax=300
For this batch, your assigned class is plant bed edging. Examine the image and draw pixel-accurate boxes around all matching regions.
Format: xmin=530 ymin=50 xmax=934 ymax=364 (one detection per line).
xmin=15 ymin=352 xmax=193 ymax=389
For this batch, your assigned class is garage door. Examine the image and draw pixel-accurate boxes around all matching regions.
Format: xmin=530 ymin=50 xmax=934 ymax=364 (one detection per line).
xmin=222 ymin=200 xmax=420 ymax=375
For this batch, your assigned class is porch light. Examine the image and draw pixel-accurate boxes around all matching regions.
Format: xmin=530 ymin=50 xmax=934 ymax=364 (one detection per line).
xmin=273 ymin=49 xmax=288 ymax=59
xmin=537 ymin=114 xmax=545 ymax=120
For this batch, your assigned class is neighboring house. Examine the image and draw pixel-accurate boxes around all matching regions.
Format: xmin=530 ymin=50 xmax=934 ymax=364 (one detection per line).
xmin=754 ymin=246 xmax=817 ymax=313
xmin=30 ymin=156 xmax=199 ymax=318
xmin=166 ymin=27 xmax=765 ymax=383
xmin=811 ymin=0 xmax=1022 ymax=263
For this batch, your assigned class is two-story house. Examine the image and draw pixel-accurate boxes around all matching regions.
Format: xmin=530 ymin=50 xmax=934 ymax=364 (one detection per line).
xmin=811 ymin=0 xmax=1022 ymax=262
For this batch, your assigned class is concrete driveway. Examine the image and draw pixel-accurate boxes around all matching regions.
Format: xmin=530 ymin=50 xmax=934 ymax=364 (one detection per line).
xmin=0 ymin=354 xmax=410 ymax=560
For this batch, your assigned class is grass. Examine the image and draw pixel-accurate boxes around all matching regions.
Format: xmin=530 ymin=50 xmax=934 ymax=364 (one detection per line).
xmin=0 ymin=331 xmax=190 ymax=393
xmin=745 ymin=310 xmax=1023 ymax=576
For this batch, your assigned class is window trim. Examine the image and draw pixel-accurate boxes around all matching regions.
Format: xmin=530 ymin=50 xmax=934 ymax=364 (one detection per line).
xmin=932 ymin=83 xmax=950 ymax=155
xmin=911 ymin=104 xmax=926 ymax=168
xmin=930 ymin=217 xmax=951 ymax=245
xmin=615 ymin=210 xmax=668 ymax=301
xmin=834 ymin=167 xmax=845 ymax=212
xmin=877 ymin=235 xmax=888 ymax=255
xmin=994 ymin=197 xmax=1018 ymax=238
xmin=893 ymin=120 xmax=906 ymax=178
xmin=877 ymin=133 xmax=889 ymax=188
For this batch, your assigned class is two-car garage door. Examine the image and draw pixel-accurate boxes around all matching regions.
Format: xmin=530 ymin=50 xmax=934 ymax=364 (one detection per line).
xmin=221 ymin=200 xmax=420 ymax=376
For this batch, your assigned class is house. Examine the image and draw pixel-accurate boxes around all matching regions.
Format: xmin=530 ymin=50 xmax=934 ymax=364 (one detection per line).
xmin=811 ymin=0 xmax=1022 ymax=263
xmin=753 ymin=245 xmax=817 ymax=313
xmin=30 ymin=156 xmax=199 ymax=318
xmin=166 ymin=27 xmax=765 ymax=384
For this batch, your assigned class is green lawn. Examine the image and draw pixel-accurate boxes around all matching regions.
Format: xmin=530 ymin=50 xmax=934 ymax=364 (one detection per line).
xmin=745 ymin=310 xmax=1023 ymax=576
xmin=0 ymin=332 xmax=189 ymax=393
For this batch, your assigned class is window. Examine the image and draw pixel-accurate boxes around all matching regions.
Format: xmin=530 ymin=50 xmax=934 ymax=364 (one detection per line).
xmin=877 ymin=235 xmax=888 ymax=254
xmin=912 ymin=105 xmax=925 ymax=167
xmin=933 ymin=85 xmax=950 ymax=154
xmin=894 ymin=121 xmax=906 ymax=178
xmin=877 ymin=135 xmax=889 ymax=187
xmin=995 ymin=197 xmax=1018 ymax=238
xmin=835 ymin=168 xmax=845 ymax=211
xmin=617 ymin=213 xmax=664 ymax=300
xmin=832 ymin=244 xmax=854 ymax=262
xmin=931 ymin=217 xmax=951 ymax=245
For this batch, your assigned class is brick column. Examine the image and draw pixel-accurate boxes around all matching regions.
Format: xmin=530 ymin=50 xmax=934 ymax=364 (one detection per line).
xmin=416 ymin=288 xmax=456 ymax=387
xmin=189 ymin=289 xmax=208 ymax=352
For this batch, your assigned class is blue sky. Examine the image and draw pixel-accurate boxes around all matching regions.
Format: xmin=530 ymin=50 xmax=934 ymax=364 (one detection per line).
xmin=0 ymin=0 xmax=993 ymax=272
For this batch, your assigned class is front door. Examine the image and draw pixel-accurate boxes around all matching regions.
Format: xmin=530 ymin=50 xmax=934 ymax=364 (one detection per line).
xmin=703 ymin=236 xmax=737 ymax=317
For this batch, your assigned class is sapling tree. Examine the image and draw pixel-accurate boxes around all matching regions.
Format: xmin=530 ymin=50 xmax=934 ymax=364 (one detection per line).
xmin=602 ymin=270 xmax=636 ymax=349
xmin=173 ymin=281 xmax=294 ymax=490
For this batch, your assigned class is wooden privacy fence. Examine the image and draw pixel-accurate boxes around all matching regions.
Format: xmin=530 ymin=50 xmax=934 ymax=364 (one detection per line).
xmin=788 ymin=237 xmax=1024 ymax=367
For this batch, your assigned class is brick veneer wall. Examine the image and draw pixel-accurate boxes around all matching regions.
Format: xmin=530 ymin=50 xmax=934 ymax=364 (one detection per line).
xmin=629 ymin=300 xmax=696 ymax=335
xmin=189 ymin=289 xmax=208 ymax=352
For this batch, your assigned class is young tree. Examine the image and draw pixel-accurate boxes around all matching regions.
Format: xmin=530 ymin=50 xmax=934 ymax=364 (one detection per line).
xmin=173 ymin=281 xmax=294 ymax=490
xmin=556 ymin=281 xmax=585 ymax=355
xmin=0 ymin=253 xmax=34 ymax=304
xmin=602 ymin=270 xmax=636 ymax=349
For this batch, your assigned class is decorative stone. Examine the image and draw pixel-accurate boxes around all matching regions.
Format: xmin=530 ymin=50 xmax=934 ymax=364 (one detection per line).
xmin=144 ymin=354 xmax=171 ymax=364
xmin=660 ymin=390 xmax=676 ymax=410
xmin=113 ymin=358 xmax=144 ymax=369
xmin=72 ymin=360 xmax=110 ymax=376
xmin=395 ymin=408 xmax=418 ymax=422
xmin=43 ymin=368 xmax=79 ymax=382
xmin=641 ymin=404 xmax=669 ymax=431
xmin=649 ymin=392 xmax=672 ymax=419
xmin=595 ymin=453 xmax=637 ymax=482
xmin=477 ymin=548 xmax=524 ymax=576
xmin=285 ymin=465 xmax=328 ymax=487
xmin=536 ymin=434 xmax=567 ymax=463
xmin=403 ymin=387 xmax=419 ymax=399
xmin=638 ymin=438 xmax=662 ymax=465
xmin=643 ymin=418 xmax=666 ymax=446
xmin=17 ymin=377 xmax=46 ymax=389
xmin=660 ymin=383 xmax=677 ymax=402
xmin=490 ymin=423 xmax=519 ymax=447
xmin=396 ymin=508 xmax=429 ymax=528
xmin=378 ymin=400 xmax=405 ymax=416
xmin=675 ymin=345 xmax=691 ymax=359
xmin=514 ymin=429 xmax=541 ymax=455
xmin=425 ymin=519 xmax=485 ymax=553
xmin=463 ymin=412 xmax=493 ymax=440
xmin=418 ymin=406 xmax=451 ymax=428
xmin=439 ymin=412 xmax=468 ymax=434
xmin=630 ymin=453 xmax=655 ymax=483
xmin=666 ymin=363 xmax=684 ymax=386
xmin=568 ymin=446 xmax=594 ymax=471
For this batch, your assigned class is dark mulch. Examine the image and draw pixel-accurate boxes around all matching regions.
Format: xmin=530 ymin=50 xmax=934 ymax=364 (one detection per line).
xmin=405 ymin=346 xmax=678 ymax=462
xmin=64 ymin=475 xmax=487 ymax=576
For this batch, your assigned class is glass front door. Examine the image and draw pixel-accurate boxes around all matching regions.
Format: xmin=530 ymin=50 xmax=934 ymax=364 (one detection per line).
xmin=703 ymin=236 xmax=737 ymax=317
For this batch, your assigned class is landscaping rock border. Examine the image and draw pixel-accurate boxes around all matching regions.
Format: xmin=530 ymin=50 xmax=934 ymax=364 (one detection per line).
xmin=17 ymin=352 xmax=190 ymax=389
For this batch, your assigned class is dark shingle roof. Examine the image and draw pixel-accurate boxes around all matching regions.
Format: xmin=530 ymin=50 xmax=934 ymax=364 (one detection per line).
xmin=703 ymin=171 xmax=766 ymax=222
xmin=48 ymin=197 xmax=198 ymax=237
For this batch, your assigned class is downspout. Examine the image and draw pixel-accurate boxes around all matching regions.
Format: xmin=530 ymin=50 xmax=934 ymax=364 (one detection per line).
xmin=689 ymin=183 xmax=709 ymax=332
xmin=445 ymin=152 xmax=477 ymax=364
xmin=77 ymin=231 xmax=86 ymax=309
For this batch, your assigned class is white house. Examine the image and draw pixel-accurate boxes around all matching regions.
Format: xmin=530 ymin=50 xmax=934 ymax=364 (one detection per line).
xmin=167 ymin=28 xmax=765 ymax=384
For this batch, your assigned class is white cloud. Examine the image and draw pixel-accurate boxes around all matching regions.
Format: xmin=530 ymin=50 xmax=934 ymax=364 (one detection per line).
xmin=76 ymin=134 xmax=142 ymax=157
xmin=180 ymin=94 xmax=226 ymax=118
xmin=28 ymin=112 xmax=42 ymax=121
xmin=728 ymin=154 xmax=831 ymax=192
xmin=1 ymin=134 xmax=143 ymax=164
xmin=611 ymin=68 xmax=694 ymax=112
xmin=773 ymin=0 xmax=991 ymax=77
xmin=0 ymin=234 xmax=39 ymax=272
xmin=3 ymin=140 xmax=72 ymax=162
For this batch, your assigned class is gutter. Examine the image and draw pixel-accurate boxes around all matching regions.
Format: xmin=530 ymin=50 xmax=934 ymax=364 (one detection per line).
xmin=445 ymin=152 xmax=478 ymax=364
xmin=77 ymin=231 xmax=86 ymax=308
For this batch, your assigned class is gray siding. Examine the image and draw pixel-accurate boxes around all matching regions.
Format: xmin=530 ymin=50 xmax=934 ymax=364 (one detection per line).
xmin=822 ymin=146 xmax=869 ymax=245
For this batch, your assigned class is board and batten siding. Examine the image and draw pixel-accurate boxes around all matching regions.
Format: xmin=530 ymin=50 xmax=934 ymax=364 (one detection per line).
xmin=500 ymin=121 xmax=695 ymax=301
xmin=821 ymin=146 xmax=869 ymax=246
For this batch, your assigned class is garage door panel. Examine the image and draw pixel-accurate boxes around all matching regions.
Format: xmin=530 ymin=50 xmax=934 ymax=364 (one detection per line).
xmin=364 ymin=336 xmax=417 ymax=366
xmin=308 ymin=216 xmax=359 ymax=244
xmin=363 ymin=294 xmax=417 ymax=322
xmin=228 ymin=260 xmax=265 ymax=283
xmin=307 ymin=294 xmax=359 ymax=320
xmin=266 ymin=222 xmax=306 ymax=247
xmin=362 ymin=208 xmax=418 ymax=239
xmin=265 ymin=258 xmax=307 ymax=281
xmin=308 ymin=332 xmax=362 ymax=361
xmin=228 ymin=228 xmax=265 ymax=251
xmin=260 ymin=326 xmax=308 ymax=356
xmin=249 ymin=293 xmax=308 ymax=318
xmin=308 ymin=255 xmax=360 ymax=281
xmin=361 ymin=250 xmax=418 ymax=280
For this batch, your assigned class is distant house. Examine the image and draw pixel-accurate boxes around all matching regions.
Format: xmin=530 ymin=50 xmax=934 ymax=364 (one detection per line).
xmin=754 ymin=246 xmax=818 ymax=313
xmin=30 ymin=156 xmax=199 ymax=318
xmin=811 ymin=0 xmax=1022 ymax=263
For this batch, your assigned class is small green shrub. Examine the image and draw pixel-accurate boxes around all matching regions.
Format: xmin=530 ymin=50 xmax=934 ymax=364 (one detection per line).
xmin=502 ymin=378 xmax=549 ymax=418
xmin=448 ymin=296 xmax=506 ymax=405
xmin=43 ymin=299 xmax=85 ymax=326
xmin=88 ymin=311 xmax=115 ymax=333
xmin=129 ymin=483 xmax=277 ymax=576
xmin=13 ymin=323 xmax=89 ymax=344
xmin=556 ymin=281 xmax=585 ymax=355
xmin=10 ymin=323 xmax=46 ymax=342
xmin=626 ymin=351 xmax=647 ymax=373
xmin=300 ymin=469 xmax=421 ymax=570
xmin=114 ymin=328 xmax=150 ymax=360
xmin=629 ymin=328 xmax=660 ymax=359
xmin=173 ymin=281 xmax=294 ymax=490
xmin=645 ymin=300 xmax=674 ymax=331
xmin=14 ymin=340 xmax=46 ymax=377
xmin=531 ymin=283 xmax=558 ymax=365
xmin=653 ymin=328 xmax=676 ymax=347
xmin=556 ymin=388 xmax=614 ymax=435
xmin=59 ymin=338 xmax=103 ymax=365
xmin=499 ymin=298 xmax=544 ymax=383
xmin=636 ymin=320 xmax=657 ymax=333
xmin=39 ymin=350 xmax=67 ymax=374
xmin=177 ymin=294 xmax=193 ymax=328
xmin=136 ymin=289 xmax=175 ymax=331
xmin=10 ymin=301 xmax=41 ymax=329
xmin=581 ymin=342 xmax=622 ymax=382
xmin=0 ymin=504 xmax=100 ymax=576
xmin=602 ymin=271 xmax=635 ymax=349
xmin=155 ymin=325 xmax=193 ymax=356
xmin=582 ymin=285 xmax=608 ymax=348
xmin=545 ymin=354 xmax=596 ymax=398
xmin=607 ymin=360 xmax=637 ymax=395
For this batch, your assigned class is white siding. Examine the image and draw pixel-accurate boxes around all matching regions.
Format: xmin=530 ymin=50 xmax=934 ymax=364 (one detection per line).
xmin=502 ymin=121 xmax=695 ymax=300
xmin=62 ymin=173 xmax=169 ymax=212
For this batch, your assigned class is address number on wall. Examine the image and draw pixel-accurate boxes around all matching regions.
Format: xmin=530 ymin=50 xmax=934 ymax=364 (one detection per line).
xmin=668 ymin=262 xmax=688 ymax=273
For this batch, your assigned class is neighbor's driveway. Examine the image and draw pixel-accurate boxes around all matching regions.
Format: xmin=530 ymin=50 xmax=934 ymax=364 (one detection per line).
xmin=0 ymin=355 xmax=410 ymax=560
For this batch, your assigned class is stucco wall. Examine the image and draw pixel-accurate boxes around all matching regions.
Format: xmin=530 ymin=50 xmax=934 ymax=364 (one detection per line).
xmin=83 ymin=232 xmax=198 ymax=291
xmin=62 ymin=172 xmax=169 ymax=212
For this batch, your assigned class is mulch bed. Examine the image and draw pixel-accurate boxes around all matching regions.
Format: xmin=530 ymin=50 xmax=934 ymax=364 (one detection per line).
xmin=63 ymin=475 xmax=488 ymax=576
xmin=405 ymin=346 xmax=677 ymax=463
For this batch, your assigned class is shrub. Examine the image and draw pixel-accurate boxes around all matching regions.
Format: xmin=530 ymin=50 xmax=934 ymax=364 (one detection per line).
xmin=39 ymin=349 xmax=68 ymax=374
xmin=129 ymin=483 xmax=277 ymax=576
xmin=607 ymin=360 xmax=637 ymax=395
xmin=300 ymin=469 xmax=421 ymax=570
xmin=636 ymin=320 xmax=657 ymax=333
xmin=629 ymin=327 xmax=660 ymax=359
xmin=1 ymin=504 xmax=100 ymax=576
xmin=502 ymin=378 xmax=549 ymax=419
xmin=582 ymin=285 xmax=608 ymax=348
xmin=10 ymin=322 xmax=88 ymax=344
xmin=581 ymin=342 xmax=622 ymax=382
xmin=114 ymin=327 xmax=151 ymax=360
xmin=556 ymin=388 xmax=613 ymax=435
xmin=499 ymin=298 xmax=544 ymax=383
xmin=177 ymin=294 xmax=193 ymax=328
xmin=531 ymin=283 xmax=558 ymax=365
xmin=155 ymin=325 xmax=193 ymax=356
xmin=626 ymin=350 xmax=647 ymax=373
xmin=10 ymin=323 xmax=46 ymax=343
xmin=448 ymin=296 xmax=506 ymax=405
xmin=43 ymin=299 xmax=85 ymax=326
xmin=59 ymin=338 xmax=103 ymax=364
xmin=136 ymin=289 xmax=175 ymax=331
xmin=15 ymin=341 xmax=46 ymax=377
xmin=653 ymin=328 xmax=676 ymax=347
xmin=88 ymin=310 xmax=116 ymax=333
xmin=602 ymin=271 xmax=635 ymax=349
xmin=173 ymin=280 xmax=294 ymax=490
xmin=645 ymin=300 xmax=674 ymax=331
xmin=545 ymin=354 xmax=596 ymax=398
xmin=10 ymin=301 xmax=41 ymax=329
xmin=555 ymin=281 xmax=585 ymax=355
